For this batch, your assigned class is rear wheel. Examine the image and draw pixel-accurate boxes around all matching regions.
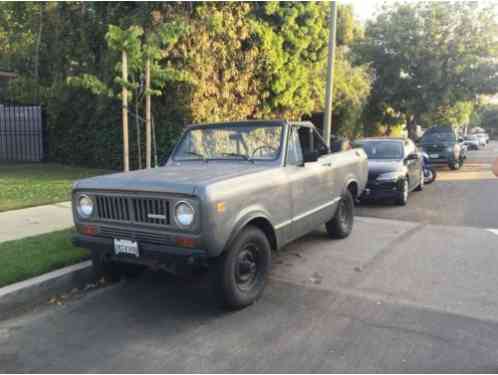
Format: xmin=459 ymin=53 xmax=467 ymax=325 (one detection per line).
xmin=212 ymin=226 xmax=271 ymax=309
xmin=326 ymin=190 xmax=354 ymax=239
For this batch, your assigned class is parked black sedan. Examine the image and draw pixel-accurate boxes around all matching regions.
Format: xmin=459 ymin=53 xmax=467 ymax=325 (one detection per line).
xmin=353 ymin=138 xmax=424 ymax=206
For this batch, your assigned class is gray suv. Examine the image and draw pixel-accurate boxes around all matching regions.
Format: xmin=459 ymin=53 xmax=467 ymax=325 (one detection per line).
xmin=72 ymin=120 xmax=368 ymax=309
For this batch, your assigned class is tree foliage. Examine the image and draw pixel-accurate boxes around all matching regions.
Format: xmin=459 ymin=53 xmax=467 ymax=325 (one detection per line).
xmin=0 ymin=2 xmax=371 ymax=169
xmin=357 ymin=2 xmax=498 ymax=138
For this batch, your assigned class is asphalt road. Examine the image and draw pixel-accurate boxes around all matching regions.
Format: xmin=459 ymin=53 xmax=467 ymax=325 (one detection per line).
xmin=1 ymin=141 xmax=498 ymax=371
xmin=2 ymin=218 xmax=498 ymax=371
xmin=356 ymin=140 xmax=498 ymax=229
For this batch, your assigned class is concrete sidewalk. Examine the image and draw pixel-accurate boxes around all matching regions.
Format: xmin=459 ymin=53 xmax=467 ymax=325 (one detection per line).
xmin=0 ymin=202 xmax=73 ymax=243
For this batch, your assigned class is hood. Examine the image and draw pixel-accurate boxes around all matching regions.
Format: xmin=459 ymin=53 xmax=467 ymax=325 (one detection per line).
xmin=74 ymin=162 xmax=273 ymax=195
xmin=367 ymin=159 xmax=404 ymax=179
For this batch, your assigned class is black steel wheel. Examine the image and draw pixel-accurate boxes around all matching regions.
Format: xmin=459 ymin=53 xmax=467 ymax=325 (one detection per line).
xmin=212 ymin=226 xmax=271 ymax=309
xmin=326 ymin=190 xmax=354 ymax=239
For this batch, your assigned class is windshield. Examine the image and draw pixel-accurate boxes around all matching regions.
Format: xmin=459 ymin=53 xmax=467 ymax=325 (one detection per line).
xmin=421 ymin=132 xmax=456 ymax=143
xmin=354 ymin=141 xmax=404 ymax=160
xmin=173 ymin=124 xmax=284 ymax=161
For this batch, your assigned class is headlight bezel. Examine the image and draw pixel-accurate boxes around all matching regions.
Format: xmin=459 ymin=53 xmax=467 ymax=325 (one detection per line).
xmin=174 ymin=201 xmax=196 ymax=228
xmin=76 ymin=194 xmax=94 ymax=219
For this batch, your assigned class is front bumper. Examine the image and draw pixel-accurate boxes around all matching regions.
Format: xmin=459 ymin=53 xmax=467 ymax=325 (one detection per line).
xmin=73 ymin=234 xmax=208 ymax=266
xmin=361 ymin=180 xmax=403 ymax=200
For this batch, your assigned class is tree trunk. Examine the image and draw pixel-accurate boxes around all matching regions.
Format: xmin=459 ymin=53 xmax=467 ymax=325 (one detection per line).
xmin=152 ymin=115 xmax=158 ymax=168
xmin=34 ymin=4 xmax=44 ymax=84
xmin=145 ymin=58 xmax=152 ymax=168
xmin=122 ymin=50 xmax=130 ymax=172
xmin=135 ymin=100 xmax=142 ymax=169
xmin=407 ymin=114 xmax=418 ymax=140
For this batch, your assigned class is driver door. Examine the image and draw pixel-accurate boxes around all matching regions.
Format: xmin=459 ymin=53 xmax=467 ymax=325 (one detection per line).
xmin=284 ymin=126 xmax=334 ymax=241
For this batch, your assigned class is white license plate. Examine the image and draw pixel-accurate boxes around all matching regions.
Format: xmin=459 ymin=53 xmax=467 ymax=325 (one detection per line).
xmin=429 ymin=153 xmax=439 ymax=158
xmin=114 ymin=239 xmax=139 ymax=257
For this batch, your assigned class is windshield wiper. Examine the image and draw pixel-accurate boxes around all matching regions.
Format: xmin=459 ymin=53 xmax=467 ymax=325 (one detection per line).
xmin=220 ymin=152 xmax=254 ymax=162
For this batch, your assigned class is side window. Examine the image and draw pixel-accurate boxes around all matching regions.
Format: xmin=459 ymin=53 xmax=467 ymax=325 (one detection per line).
xmin=286 ymin=127 xmax=304 ymax=166
xmin=297 ymin=127 xmax=328 ymax=156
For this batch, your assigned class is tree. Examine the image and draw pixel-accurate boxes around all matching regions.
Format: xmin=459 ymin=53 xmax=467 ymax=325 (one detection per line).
xmin=357 ymin=2 xmax=498 ymax=139
xmin=68 ymin=21 xmax=188 ymax=170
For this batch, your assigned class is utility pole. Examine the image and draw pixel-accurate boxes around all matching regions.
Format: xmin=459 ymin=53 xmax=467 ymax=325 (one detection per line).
xmin=122 ymin=50 xmax=129 ymax=172
xmin=323 ymin=1 xmax=337 ymax=148
xmin=145 ymin=57 xmax=152 ymax=168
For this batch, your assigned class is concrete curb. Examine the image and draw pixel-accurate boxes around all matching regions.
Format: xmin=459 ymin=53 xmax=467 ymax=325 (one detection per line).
xmin=0 ymin=260 xmax=94 ymax=321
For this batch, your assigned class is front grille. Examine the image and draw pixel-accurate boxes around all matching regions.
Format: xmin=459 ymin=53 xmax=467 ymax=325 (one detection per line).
xmin=94 ymin=195 xmax=170 ymax=226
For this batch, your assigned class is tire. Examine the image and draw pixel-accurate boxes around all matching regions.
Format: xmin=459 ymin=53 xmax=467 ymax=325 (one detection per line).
xmin=396 ymin=179 xmax=409 ymax=206
xmin=424 ymin=167 xmax=437 ymax=184
xmin=449 ymin=160 xmax=460 ymax=170
xmin=326 ymin=190 xmax=354 ymax=239
xmin=91 ymin=251 xmax=144 ymax=282
xmin=415 ymin=169 xmax=424 ymax=191
xmin=212 ymin=226 xmax=271 ymax=310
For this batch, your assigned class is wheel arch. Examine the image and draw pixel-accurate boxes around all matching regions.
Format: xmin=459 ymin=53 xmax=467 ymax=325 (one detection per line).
xmin=224 ymin=212 xmax=278 ymax=254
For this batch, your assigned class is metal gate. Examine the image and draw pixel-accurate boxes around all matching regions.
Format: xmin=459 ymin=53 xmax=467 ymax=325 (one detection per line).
xmin=0 ymin=104 xmax=44 ymax=162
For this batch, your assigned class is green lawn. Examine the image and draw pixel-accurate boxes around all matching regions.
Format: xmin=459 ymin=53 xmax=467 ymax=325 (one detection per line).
xmin=0 ymin=229 xmax=89 ymax=288
xmin=0 ymin=163 xmax=109 ymax=212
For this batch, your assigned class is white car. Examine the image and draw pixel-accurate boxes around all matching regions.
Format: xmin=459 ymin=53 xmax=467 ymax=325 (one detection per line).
xmin=462 ymin=135 xmax=480 ymax=150
xmin=475 ymin=133 xmax=488 ymax=147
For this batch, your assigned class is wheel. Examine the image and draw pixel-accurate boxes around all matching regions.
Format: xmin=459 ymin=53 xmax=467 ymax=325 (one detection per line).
xmin=91 ymin=251 xmax=144 ymax=282
xmin=212 ymin=226 xmax=271 ymax=309
xmin=396 ymin=179 xmax=409 ymax=206
xmin=424 ymin=167 xmax=437 ymax=184
xmin=415 ymin=169 xmax=424 ymax=191
xmin=326 ymin=190 xmax=354 ymax=239
xmin=449 ymin=160 xmax=460 ymax=170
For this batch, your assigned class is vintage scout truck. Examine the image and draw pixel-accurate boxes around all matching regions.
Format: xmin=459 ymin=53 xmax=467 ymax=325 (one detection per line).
xmin=72 ymin=120 xmax=368 ymax=309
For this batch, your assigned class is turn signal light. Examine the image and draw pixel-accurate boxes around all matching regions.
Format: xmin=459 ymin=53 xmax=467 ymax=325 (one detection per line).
xmin=176 ymin=236 xmax=195 ymax=248
xmin=81 ymin=224 xmax=97 ymax=236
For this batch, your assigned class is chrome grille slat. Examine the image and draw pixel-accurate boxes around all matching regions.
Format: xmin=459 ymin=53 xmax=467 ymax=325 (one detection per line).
xmin=94 ymin=194 xmax=170 ymax=226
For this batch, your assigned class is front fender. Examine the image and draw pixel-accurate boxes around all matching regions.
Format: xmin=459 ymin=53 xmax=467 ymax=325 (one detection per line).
xmin=223 ymin=206 xmax=274 ymax=254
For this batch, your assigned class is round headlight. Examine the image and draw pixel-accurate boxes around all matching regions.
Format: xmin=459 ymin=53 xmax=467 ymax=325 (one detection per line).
xmin=77 ymin=195 xmax=94 ymax=218
xmin=175 ymin=202 xmax=195 ymax=227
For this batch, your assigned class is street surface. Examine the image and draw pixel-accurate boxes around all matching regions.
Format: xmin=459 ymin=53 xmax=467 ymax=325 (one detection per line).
xmin=1 ymin=142 xmax=497 ymax=371
xmin=356 ymin=141 xmax=498 ymax=229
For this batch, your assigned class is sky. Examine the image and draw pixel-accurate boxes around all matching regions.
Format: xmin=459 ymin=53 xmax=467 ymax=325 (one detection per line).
xmin=342 ymin=0 xmax=384 ymax=23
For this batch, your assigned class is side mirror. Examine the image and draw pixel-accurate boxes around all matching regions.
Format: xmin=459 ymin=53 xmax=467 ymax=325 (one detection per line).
xmin=303 ymin=150 xmax=319 ymax=163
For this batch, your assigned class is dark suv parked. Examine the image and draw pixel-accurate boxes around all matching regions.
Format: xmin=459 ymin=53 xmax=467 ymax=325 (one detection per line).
xmin=418 ymin=126 xmax=465 ymax=170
